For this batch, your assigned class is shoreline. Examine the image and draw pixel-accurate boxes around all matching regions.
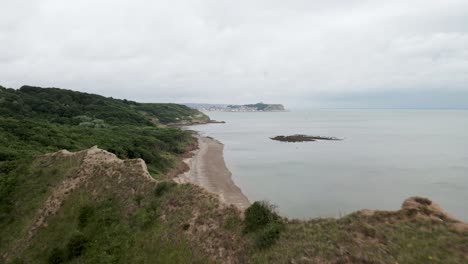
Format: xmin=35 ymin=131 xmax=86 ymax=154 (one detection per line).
xmin=175 ymin=135 xmax=250 ymax=211
xmin=175 ymin=134 xmax=467 ymax=228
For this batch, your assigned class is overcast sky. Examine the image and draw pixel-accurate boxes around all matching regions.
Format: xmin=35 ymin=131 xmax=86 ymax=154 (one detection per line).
xmin=1 ymin=0 xmax=468 ymax=108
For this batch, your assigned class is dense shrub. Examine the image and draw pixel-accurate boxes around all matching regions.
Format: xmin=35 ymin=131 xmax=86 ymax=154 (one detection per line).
xmin=134 ymin=194 xmax=144 ymax=206
xmin=0 ymin=86 xmax=206 ymax=125
xmin=77 ymin=205 xmax=95 ymax=229
xmin=130 ymin=208 xmax=155 ymax=230
xmin=0 ymin=117 xmax=193 ymax=174
xmin=0 ymin=86 xmax=199 ymax=176
xmin=10 ymin=258 xmax=24 ymax=264
xmin=255 ymin=222 xmax=284 ymax=249
xmin=48 ymin=248 xmax=65 ymax=264
xmin=244 ymin=201 xmax=280 ymax=233
xmin=66 ymin=233 xmax=88 ymax=259
xmin=244 ymin=201 xmax=284 ymax=249
xmin=154 ymin=181 xmax=176 ymax=197
xmin=134 ymin=103 xmax=206 ymax=124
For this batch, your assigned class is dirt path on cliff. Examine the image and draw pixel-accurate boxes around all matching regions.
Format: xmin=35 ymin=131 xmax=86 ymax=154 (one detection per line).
xmin=176 ymin=136 xmax=250 ymax=211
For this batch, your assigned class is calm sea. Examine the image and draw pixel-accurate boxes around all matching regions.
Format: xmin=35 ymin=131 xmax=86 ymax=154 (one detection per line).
xmin=190 ymin=110 xmax=468 ymax=220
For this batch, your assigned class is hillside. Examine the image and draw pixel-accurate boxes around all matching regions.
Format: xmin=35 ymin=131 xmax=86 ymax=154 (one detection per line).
xmin=1 ymin=87 xmax=467 ymax=263
xmin=226 ymin=103 xmax=285 ymax=111
xmin=1 ymin=147 xmax=246 ymax=263
xmin=0 ymin=85 xmax=210 ymax=173
xmin=242 ymin=103 xmax=285 ymax=111
xmin=2 ymin=147 xmax=467 ymax=263
xmin=0 ymin=85 xmax=209 ymax=126
xmin=188 ymin=102 xmax=285 ymax=112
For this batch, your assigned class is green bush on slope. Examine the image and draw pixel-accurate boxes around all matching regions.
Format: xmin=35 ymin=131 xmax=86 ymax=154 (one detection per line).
xmin=244 ymin=201 xmax=284 ymax=249
xmin=244 ymin=201 xmax=281 ymax=233
xmin=154 ymin=181 xmax=176 ymax=197
xmin=255 ymin=222 xmax=284 ymax=249
xmin=66 ymin=233 xmax=88 ymax=259
xmin=48 ymin=248 xmax=65 ymax=264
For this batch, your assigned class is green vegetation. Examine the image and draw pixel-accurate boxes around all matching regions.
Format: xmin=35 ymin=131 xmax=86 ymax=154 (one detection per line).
xmin=244 ymin=201 xmax=281 ymax=233
xmin=154 ymin=181 xmax=177 ymax=197
xmin=254 ymin=222 xmax=284 ymax=249
xmin=0 ymin=85 xmax=208 ymax=126
xmin=227 ymin=102 xmax=285 ymax=111
xmin=243 ymin=201 xmax=284 ymax=249
xmin=0 ymin=85 xmax=207 ymax=166
xmin=0 ymin=152 xmax=222 ymax=263
xmin=1 ymin=85 xmax=467 ymax=263
xmin=0 ymin=85 xmax=205 ymax=227
xmin=48 ymin=247 xmax=66 ymax=264
xmin=0 ymin=117 xmax=192 ymax=166
xmin=0 ymin=85 xmax=205 ymax=261
xmin=244 ymin=102 xmax=270 ymax=111
xmin=134 ymin=103 xmax=208 ymax=124
xmin=251 ymin=211 xmax=468 ymax=263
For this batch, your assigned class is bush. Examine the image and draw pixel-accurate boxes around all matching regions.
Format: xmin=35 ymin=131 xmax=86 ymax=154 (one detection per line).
xmin=244 ymin=201 xmax=280 ymax=233
xmin=154 ymin=181 xmax=176 ymax=197
xmin=131 ymin=208 xmax=154 ymax=229
xmin=66 ymin=233 xmax=88 ymax=259
xmin=10 ymin=258 xmax=25 ymax=264
xmin=244 ymin=201 xmax=284 ymax=249
xmin=77 ymin=205 xmax=94 ymax=229
xmin=48 ymin=248 xmax=65 ymax=264
xmin=255 ymin=222 xmax=284 ymax=249
xmin=134 ymin=194 xmax=144 ymax=206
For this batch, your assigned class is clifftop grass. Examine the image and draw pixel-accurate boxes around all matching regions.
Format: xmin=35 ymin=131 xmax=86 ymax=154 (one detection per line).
xmin=3 ymin=148 xmax=466 ymax=263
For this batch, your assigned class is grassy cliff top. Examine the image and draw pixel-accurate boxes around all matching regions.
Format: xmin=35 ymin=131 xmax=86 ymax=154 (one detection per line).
xmin=1 ymin=147 xmax=467 ymax=263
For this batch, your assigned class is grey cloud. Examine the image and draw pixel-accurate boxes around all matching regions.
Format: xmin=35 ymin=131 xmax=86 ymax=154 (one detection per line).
xmin=1 ymin=0 xmax=467 ymax=107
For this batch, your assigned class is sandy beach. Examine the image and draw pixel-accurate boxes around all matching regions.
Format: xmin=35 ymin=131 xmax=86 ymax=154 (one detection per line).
xmin=176 ymin=135 xmax=250 ymax=211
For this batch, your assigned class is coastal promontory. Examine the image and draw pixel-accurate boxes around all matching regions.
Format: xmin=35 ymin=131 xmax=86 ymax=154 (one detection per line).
xmin=186 ymin=102 xmax=286 ymax=112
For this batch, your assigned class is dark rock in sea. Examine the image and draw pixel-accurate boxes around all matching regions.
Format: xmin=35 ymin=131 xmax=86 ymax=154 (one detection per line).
xmin=208 ymin=120 xmax=226 ymax=124
xmin=270 ymin=134 xmax=341 ymax=142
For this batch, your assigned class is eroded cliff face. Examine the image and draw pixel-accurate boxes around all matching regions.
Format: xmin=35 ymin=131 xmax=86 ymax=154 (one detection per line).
xmin=401 ymin=196 xmax=468 ymax=232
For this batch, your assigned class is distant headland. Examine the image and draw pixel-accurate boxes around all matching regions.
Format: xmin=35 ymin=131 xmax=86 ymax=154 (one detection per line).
xmin=185 ymin=102 xmax=286 ymax=112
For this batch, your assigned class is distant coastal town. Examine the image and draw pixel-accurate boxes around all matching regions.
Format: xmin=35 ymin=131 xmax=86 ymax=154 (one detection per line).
xmin=185 ymin=102 xmax=286 ymax=112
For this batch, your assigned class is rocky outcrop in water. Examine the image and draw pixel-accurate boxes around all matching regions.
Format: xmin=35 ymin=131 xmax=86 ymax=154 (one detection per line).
xmin=271 ymin=134 xmax=341 ymax=142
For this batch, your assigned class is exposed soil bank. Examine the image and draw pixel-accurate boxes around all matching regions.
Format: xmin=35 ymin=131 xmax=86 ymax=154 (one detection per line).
xmin=175 ymin=135 xmax=250 ymax=211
